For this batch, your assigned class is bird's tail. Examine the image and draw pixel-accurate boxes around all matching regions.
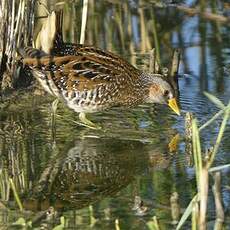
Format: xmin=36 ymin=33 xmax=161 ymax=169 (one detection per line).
xmin=17 ymin=47 xmax=49 ymax=68
xmin=17 ymin=47 xmax=48 ymax=59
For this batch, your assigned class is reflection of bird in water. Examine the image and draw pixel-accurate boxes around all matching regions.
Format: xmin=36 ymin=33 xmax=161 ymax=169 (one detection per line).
xmin=23 ymin=137 xmax=148 ymax=211
xmin=20 ymin=13 xmax=180 ymax=129
xmin=148 ymin=133 xmax=180 ymax=169
xmin=22 ymin=134 xmax=180 ymax=212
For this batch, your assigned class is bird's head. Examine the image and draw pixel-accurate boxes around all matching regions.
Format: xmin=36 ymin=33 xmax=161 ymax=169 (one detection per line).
xmin=142 ymin=73 xmax=180 ymax=115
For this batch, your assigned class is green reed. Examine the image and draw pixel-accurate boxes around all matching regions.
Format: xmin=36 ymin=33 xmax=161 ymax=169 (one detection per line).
xmin=147 ymin=216 xmax=160 ymax=230
xmin=0 ymin=169 xmax=10 ymax=202
xmin=0 ymin=170 xmax=23 ymax=211
xmin=9 ymin=178 xmax=23 ymax=211
xmin=115 ymin=218 xmax=121 ymax=230
xmin=176 ymin=94 xmax=230 ymax=230
xmin=151 ymin=10 xmax=160 ymax=66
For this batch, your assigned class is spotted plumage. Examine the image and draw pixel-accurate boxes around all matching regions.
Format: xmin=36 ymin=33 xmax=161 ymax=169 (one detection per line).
xmin=20 ymin=44 xmax=180 ymax=128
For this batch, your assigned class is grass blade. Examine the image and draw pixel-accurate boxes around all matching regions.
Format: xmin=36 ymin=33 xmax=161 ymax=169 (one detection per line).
xmin=176 ymin=194 xmax=199 ymax=230
xmin=147 ymin=216 xmax=160 ymax=230
xmin=209 ymin=164 xmax=230 ymax=173
xmin=199 ymin=109 xmax=224 ymax=131
xmin=9 ymin=178 xmax=23 ymax=211
xmin=207 ymin=102 xmax=230 ymax=168
xmin=203 ymin=92 xmax=225 ymax=109
xmin=192 ymin=119 xmax=202 ymax=189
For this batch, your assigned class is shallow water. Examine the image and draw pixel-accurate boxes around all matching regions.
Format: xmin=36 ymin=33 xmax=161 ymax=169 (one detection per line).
xmin=0 ymin=0 xmax=230 ymax=229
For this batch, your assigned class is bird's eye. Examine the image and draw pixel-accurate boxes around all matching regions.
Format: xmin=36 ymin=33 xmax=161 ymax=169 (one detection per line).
xmin=164 ymin=90 xmax=169 ymax=97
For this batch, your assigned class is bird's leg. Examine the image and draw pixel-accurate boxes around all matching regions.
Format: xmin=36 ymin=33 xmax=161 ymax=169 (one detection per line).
xmin=79 ymin=112 xmax=101 ymax=130
xmin=51 ymin=99 xmax=59 ymax=142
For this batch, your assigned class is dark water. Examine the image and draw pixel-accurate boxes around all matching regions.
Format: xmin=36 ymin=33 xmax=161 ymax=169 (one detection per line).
xmin=0 ymin=0 xmax=230 ymax=229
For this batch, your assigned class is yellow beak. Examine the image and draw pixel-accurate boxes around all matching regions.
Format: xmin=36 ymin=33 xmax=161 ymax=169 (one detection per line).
xmin=168 ymin=98 xmax=181 ymax=116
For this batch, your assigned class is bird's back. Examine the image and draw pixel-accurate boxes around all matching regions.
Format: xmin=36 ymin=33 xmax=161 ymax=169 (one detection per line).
xmin=21 ymin=45 xmax=143 ymax=113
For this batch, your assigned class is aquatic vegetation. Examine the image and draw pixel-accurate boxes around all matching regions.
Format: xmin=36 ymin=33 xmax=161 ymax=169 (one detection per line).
xmin=177 ymin=95 xmax=230 ymax=230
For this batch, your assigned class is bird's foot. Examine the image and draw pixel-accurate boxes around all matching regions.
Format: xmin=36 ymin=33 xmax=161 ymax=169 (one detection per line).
xmin=79 ymin=112 xmax=101 ymax=130
xmin=51 ymin=99 xmax=59 ymax=113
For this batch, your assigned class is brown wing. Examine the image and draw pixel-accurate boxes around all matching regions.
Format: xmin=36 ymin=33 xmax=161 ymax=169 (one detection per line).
xmin=23 ymin=46 xmax=141 ymax=98
xmin=53 ymin=43 xmax=137 ymax=72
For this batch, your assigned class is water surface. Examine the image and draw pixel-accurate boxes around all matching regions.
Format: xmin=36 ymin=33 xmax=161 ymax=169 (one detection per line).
xmin=0 ymin=0 xmax=230 ymax=229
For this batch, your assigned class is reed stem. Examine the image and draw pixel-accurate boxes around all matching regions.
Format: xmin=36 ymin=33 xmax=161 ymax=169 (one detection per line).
xmin=152 ymin=10 xmax=160 ymax=66
xmin=207 ymin=102 xmax=230 ymax=168
xmin=80 ymin=0 xmax=88 ymax=44
xmin=9 ymin=178 xmax=23 ymax=211
xmin=212 ymin=172 xmax=224 ymax=230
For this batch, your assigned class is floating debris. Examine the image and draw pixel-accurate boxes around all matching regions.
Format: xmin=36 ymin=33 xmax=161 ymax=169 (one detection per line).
xmin=170 ymin=192 xmax=181 ymax=225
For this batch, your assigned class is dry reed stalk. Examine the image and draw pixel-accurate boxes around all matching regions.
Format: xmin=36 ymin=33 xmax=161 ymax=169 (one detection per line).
xmin=0 ymin=169 xmax=10 ymax=201
xmin=35 ymin=11 xmax=56 ymax=53
xmin=170 ymin=192 xmax=181 ymax=224
xmin=115 ymin=7 xmax=125 ymax=51
xmin=70 ymin=2 xmax=77 ymax=43
xmin=212 ymin=172 xmax=225 ymax=230
xmin=149 ymin=48 xmax=159 ymax=73
xmin=170 ymin=49 xmax=180 ymax=78
xmin=33 ymin=0 xmax=49 ymax=43
xmin=199 ymin=167 xmax=208 ymax=230
xmin=138 ymin=0 xmax=151 ymax=54
xmin=191 ymin=119 xmax=208 ymax=229
xmin=80 ymin=0 xmax=88 ymax=44
xmin=127 ymin=3 xmax=136 ymax=66
xmin=170 ymin=49 xmax=181 ymax=100
xmin=138 ymin=5 xmax=147 ymax=53
xmin=151 ymin=10 xmax=160 ymax=67
xmin=0 ymin=0 xmax=7 ymax=77
xmin=115 ymin=219 xmax=120 ymax=230
xmin=0 ymin=0 xmax=35 ymax=90
xmin=192 ymin=200 xmax=199 ymax=230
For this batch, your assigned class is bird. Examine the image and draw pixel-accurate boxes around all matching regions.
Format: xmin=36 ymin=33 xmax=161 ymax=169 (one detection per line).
xmin=20 ymin=44 xmax=180 ymax=129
